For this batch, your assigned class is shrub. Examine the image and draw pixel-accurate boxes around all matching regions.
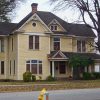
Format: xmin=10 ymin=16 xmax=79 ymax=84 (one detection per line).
xmin=46 ymin=75 xmax=56 ymax=81
xmin=32 ymin=75 xmax=36 ymax=81
xmin=23 ymin=72 xmax=32 ymax=82
xmin=83 ymin=72 xmax=93 ymax=80
xmin=92 ymin=72 xmax=100 ymax=79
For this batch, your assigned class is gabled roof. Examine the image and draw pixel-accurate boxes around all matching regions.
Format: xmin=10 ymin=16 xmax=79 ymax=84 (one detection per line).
xmin=36 ymin=11 xmax=96 ymax=37
xmin=49 ymin=51 xmax=100 ymax=60
xmin=0 ymin=22 xmax=17 ymax=35
xmin=0 ymin=11 xmax=96 ymax=37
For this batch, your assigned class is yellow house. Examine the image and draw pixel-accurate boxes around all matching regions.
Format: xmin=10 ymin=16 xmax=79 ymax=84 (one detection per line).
xmin=0 ymin=3 xmax=100 ymax=80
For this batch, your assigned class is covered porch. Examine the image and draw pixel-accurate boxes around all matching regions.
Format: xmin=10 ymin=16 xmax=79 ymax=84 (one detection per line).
xmin=50 ymin=61 xmax=72 ymax=79
xmin=48 ymin=50 xmax=100 ymax=79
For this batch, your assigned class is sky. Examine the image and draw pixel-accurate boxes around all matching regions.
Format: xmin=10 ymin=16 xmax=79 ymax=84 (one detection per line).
xmin=12 ymin=0 xmax=80 ymax=23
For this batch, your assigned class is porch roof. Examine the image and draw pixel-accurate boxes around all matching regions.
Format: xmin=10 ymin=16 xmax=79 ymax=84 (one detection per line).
xmin=48 ymin=51 xmax=100 ymax=60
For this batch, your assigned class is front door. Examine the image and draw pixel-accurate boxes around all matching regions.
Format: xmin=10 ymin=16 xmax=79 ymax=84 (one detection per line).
xmin=59 ymin=61 xmax=66 ymax=74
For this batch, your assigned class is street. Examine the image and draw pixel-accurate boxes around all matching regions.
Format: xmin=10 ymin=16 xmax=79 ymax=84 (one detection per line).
xmin=0 ymin=88 xmax=100 ymax=100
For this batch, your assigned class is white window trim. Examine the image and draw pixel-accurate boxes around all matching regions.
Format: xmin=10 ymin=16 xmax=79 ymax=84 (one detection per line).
xmin=50 ymin=25 xmax=57 ymax=31
xmin=26 ymin=60 xmax=42 ymax=75
xmin=77 ymin=40 xmax=86 ymax=53
xmin=95 ymin=63 xmax=100 ymax=72
xmin=53 ymin=37 xmax=60 ymax=50
xmin=29 ymin=35 xmax=40 ymax=50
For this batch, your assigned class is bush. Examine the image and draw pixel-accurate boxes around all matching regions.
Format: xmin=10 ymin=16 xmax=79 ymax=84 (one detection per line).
xmin=23 ymin=72 xmax=32 ymax=82
xmin=92 ymin=72 xmax=100 ymax=79
xmin=46 ymin=75 xmax=56 ymax=81
xmin=83 ymin=72 xmax=93 ymax=80
xmin=32 ymin=75 xmax=36 ymax=81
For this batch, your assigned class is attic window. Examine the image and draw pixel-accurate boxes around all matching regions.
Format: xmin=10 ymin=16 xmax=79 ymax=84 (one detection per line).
xmin=32 ymin=23 xmax=36 ymax=27
xmin=50 ymin=25 xmax=57 ymax=31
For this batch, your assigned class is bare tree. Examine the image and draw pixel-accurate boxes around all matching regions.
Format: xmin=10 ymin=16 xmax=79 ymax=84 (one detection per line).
xmin=0 ymin=0 xmax=26 ymax=22
xmin=50 ymin=0 xmax=100 ymax=52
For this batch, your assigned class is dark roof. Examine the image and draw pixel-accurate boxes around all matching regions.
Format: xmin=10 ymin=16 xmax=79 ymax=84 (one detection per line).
xmin=52 ymin=31 xmax=68 ymax=35
xmin=50 ymin=51 xmax=100 ymax=60
xmin=0 ymin=11 xmax=96 ymax=37
xmin=0 ymin=22 xmax=17 ymax=35
xmin=36 ymin=11 xmax=96 ymax=37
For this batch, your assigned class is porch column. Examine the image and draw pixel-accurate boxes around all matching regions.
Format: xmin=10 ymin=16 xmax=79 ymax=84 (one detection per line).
xmin=52 ymin=61 xmax=55 ymax=77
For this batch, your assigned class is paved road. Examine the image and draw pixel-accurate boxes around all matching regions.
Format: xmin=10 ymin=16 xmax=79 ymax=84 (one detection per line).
xmin=0 ymin=88 xmax=100 ymax=100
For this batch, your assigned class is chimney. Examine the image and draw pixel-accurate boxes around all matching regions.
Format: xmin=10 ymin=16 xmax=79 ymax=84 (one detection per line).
xmin=31 ymin=3 xmax=38 ymax=13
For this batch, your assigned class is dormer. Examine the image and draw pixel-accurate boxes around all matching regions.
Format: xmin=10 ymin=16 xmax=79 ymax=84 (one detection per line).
xmin=48 ymin=19 xmax=66 ymax=32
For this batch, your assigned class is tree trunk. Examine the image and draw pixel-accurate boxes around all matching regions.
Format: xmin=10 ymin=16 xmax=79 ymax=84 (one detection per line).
xmin=73 ymin=67 xmax=80 ymax=80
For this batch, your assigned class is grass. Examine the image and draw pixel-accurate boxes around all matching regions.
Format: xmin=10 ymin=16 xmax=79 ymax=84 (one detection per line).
xmin=0 ymin=80 xmax=100 ymax=92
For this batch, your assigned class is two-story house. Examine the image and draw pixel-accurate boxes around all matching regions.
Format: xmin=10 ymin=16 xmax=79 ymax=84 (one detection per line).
xmin=0 ymin=3 xmax=100 ymax=80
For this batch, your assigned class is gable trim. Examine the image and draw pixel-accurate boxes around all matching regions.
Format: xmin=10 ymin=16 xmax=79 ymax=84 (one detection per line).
xmin=48 ymin=19 xmax=66 ymax=32
xmin=16 ymin=13 xmax=53 ymax=33
xmin=52 ymin=50 xmax=68 ymax=59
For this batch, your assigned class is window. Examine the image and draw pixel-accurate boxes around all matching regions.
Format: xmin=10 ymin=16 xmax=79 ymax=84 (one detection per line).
xmin=12 ymin=38 xmax=13 ymax=51
xmin=29 ymin=35 xmax=39 ymax=50
xmin=53 ymin=37 xmax=60 ymax=50
xmin=77 ymin=40 xmax=86 ymax=52
xmin=14 ymin=60 xmax=15 ymax=75
xmin=1 ymin=61 xmax=4 ymax=75
xmin=95 ymin=64 xmax=100 ymax=72
xmin=32 ymin=23 xmax=36 ymax=27
xmin=26 ymin=60 xmax=42 ymax=74
xmin=50 ymin=25 xmax=57 ymax=31
xmin=0 ymin=39 xmax=4 ymax=52
xmin=10 ymin=60 xmax=11 ymax=75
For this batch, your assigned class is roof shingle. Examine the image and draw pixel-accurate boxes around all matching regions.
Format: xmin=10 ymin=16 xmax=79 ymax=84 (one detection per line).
xmin=0 ymin=11 xmax=96 ymax=37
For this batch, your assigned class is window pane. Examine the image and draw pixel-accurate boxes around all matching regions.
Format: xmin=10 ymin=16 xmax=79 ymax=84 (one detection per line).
xmin=54 ymin=42 xmax=60 ymax=50
xmin=35 ymin=36 xmax=39 ymax=49
xmin=1 ymin=61 xmax=4 ymax=74
xmin=77 ymin=40 xmax=81 ymax=52
xmin=29 ymin=36 xmax=33 ymax=49
xmin=39 ymin=64 xmax=42 ymax=74
xmin=51 ymin=26 xmax=53 ymax=30
xmin=54 ymin=37 xmax=60 ymax=42
xmin=35 ymin=36 xmax=39 ymax=43
xmin=1 ymin=39 xmax=4 ymax=52
xmin=12 ymin=38 xmax=13 ymax=51
xmin=26 ymin=64 xmax=30 ymax=72
xmin=82 ymin=41 xmax=86 ymax=52
xmin=35 ymin=43 xmax=39 ymax=49
xmin=31 ymin=60 xmax=37 ymax=63
xmin=26 ymin=60 xmax=30 ymax=63
xmin=10 ymin=60 xmax=11 ymax=75
xmin=54 ymin=26 xmax=57 ymax=30
xmin=14 ymin=60 xmax=15 ymax=75
xmin=31 ymin=64 xmax=37 ymax=74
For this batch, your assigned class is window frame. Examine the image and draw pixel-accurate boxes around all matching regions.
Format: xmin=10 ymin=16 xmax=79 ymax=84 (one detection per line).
xmin=0 ymin=39 xmax=4 ymax=52
xmin=26 ymin=60 xmax=42 ymax=74
xmin=77 ymin=40 xmax=86 ymax=53
xmin=53 ymin=37 xmax=60 ymax=50
xmin=50 ymin=25 xmax=57 ymax=31
xmin=29 ymin=35 xmax=39 ymax=50
xmin=0 ymin=61 xmax=4 ymax=75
